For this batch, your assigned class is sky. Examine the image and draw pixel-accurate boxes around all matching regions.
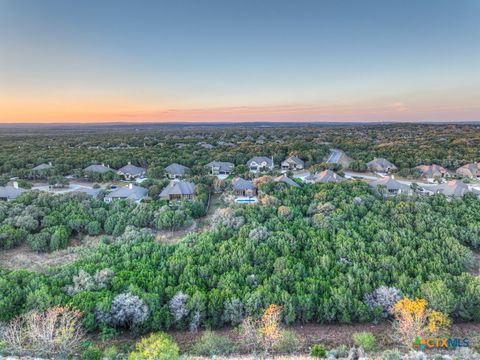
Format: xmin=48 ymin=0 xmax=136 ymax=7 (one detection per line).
xmin=1 ymin=0 xmax=480 ymax=123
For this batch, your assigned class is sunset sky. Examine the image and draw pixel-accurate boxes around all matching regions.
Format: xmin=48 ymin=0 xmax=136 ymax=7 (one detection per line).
xmin=1 ymin=0 xmax=480 ymax=123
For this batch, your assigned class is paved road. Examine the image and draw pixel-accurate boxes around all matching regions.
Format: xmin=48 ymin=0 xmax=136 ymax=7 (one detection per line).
xmin=344 ymin=171 xmax=436 ymax=189
xmin=343 ymin=171 xmax=378 ymax=180
xmin=326 ymin=149 xmax=342 ymax=164
xmin=32 ymin=183 xmax=95 ymax=194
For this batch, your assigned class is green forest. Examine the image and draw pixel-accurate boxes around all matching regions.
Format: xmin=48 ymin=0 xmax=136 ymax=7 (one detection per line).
xmin=1 ymin=180 xmax=479 ymax=334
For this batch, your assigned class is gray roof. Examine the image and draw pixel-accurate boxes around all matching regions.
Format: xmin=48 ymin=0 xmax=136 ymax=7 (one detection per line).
xmin=0 ymin=186 xmax=28 ymax=200
xmin=159 ymin=180 xmax=196 ymax=197
xmin=416 ymin=164 xmax=448 ymax=178
xmin=307 ymin=170 xmax=343 ymax=183
xmin=456 ymin=163 xmax=480 ymax=178
xmin=282 ymin=156 xmax=304 ymax=166
xmin=32 ymin=163 xmax=52 ymax=171
xmin=107 ymin=185 xmax=148 ymax=201
xmin=367 ymin=158 xmax=397 ymax=171
xmin=118 ymin=164 xmax=146 ymax=176
xmin=247 ymin=156 xmax=274 ymax=167
xmin=73 ymin=187 xmax=102 ymax=198
xmin=369 ymin=176 xmax=410 ymax=191
xmin=274 ymin=175 xmax=300 ymax=187
xmin=433 ymin=180 xmax=472 ymax=198
xmin=206 ymin=161 xmax=235 ymax=172
xmin=232 ymin=177 xmax=255 ymax=191
xmin=165 ymin=163 xmax=189 ymax=176
xmin=84 ymin=164 xmax=113 ymax=173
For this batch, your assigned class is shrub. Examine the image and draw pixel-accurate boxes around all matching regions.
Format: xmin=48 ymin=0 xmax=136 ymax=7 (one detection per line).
xmin=96 ymin=293 xmax=149 ymax=329
xmin=1 ymin=306 xmax=85 ymax=357
xmin=222 ymin=298 xmax=244 ymax=325
xmin=86 ymin=221 xmax=102 ymax=236
xmin=272 ymin=330 xmax=298 ymax=354
xmin=421 ymin=280 xmax=456 ymax=315
xmin=364 ymin=286 xmax=401 ymax=318
xmin=211 ymin=208 xmax=244 ymax=229
xmin=128 ymin=333 xmax=179 ymax=360
xmin=403 ymin=351 xmax=427 ymax=360
xmin=352 ymin=331 xmax=376 ymax=351
xmin=310 ymin=344 xmax=327 ymax=357
xmin=64 ymin=268 xmax=114 ymax=295
xmin=169 ymin=291 xmax=189 ymax=323
xmin=81 ymin=344 xmax=103 ymax=360
xmin=382 ymin=349 xmax=402 ymax=360
xmin=99 ymin=325 xmax=118 ymax=341
xmin=454 ymin=347 xmax=480 ymax=359
xmin=103 ymin=345 xmax=121 ymax=360
xmin=326 ymin=344 xmax=348 ymax=358
xmin=190 ymin=330 xmax=236 ymax=356
xmin=239 ymin=316 xmax=260 ymax=350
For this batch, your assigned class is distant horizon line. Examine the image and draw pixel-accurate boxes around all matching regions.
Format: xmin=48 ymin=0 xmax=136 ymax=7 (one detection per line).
xmin=1 ymin=119 xmax=480 ymax=127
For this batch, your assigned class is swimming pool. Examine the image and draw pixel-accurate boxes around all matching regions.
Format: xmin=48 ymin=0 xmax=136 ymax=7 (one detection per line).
xmin=235 ymin=197 xmax=258 ymax=204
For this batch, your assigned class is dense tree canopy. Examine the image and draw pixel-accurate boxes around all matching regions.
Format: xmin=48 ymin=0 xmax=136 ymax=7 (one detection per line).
xmin=0 ymin=181 xmax=478 ymax=332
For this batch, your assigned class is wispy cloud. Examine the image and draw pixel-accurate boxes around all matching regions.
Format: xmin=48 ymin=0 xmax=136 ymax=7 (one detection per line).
xmin=391 ymin=102 xmax=409 ymax=112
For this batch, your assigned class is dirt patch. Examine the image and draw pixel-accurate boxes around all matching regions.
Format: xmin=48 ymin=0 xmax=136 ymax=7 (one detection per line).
xmin=154 ymin=221 xmax=198 ymax=244
xmin=154 ymin=194 xmax=226 ymax=244
xmin=0 ymin=235 xmax=101 ymax=272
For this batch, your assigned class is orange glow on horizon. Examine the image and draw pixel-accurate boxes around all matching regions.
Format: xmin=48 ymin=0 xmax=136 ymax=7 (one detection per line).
xmin=1 ymin=99 xmax=480 ymax=123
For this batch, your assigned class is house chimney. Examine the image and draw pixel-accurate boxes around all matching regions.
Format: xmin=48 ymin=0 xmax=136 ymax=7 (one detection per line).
xmin=128 ymin=183 xmax=133 ymax=189
xmin=13 ymin=181 xmax=18 ymax=189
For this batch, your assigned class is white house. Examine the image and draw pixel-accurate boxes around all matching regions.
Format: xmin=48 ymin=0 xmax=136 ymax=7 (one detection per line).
xmin=247 ymin=156 xmax=274 ymax=173
xmin=281 ymin=156 xmax=304 ymax=171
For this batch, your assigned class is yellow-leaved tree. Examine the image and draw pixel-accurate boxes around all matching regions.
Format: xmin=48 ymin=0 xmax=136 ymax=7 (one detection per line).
xmin=392 ymin=297 xmax=451 ymax=346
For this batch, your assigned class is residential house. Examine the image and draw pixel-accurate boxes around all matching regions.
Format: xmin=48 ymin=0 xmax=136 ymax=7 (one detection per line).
xmin=73 ymin=187 xmax=102 ymax=199
xmin=273 ymin=175 xmax=300 ymax=187
xmin=305 ymin=169 xmax=343 ymax=183
xmin=432 ymin=179 xmax=478 ymax=198
xmin=247 ymin=156 xmax=274 ymax=173
xmin=367 ymin=158 xmax=397 ymax=173
xmin=415 ymin=164 xmax=449 ymax=179
xmin=165 ymin=163 xmax=189 ymax=179
xmin=32 ymin=162 xmax=53 ymax=172
xmin=281 ymin=156 xmax=305 ymax=171
xmin=118 ymin=162 xmax=146 ymax=180
xmin=205 ymin=161 xmax=234 ymax=176
xmin=84 ymin=164 xmax=113 ymax=174
xmin=232 ymin=177 xmax=257 ymax=197
xmin=0 ymin=182 xmax=28 ymax=201
xmin=456 ymin=163 xmax=480 ymax=179
xmin=199 ymin=143 xmax=214 ymax=149
xmin=292 ymin=171 xmax=312 ymax=182
xmin=159 ymin=180 xmax=196 ymax=201
xmin=369 ymin=176 xmax=412 ymax=196
xmin=104 ymin=183 xmax=147 ymax=203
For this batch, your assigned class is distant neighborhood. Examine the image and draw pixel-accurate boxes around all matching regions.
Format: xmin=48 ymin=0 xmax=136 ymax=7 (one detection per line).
xmin=1 ymin=147 xmax=479 ymax=204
